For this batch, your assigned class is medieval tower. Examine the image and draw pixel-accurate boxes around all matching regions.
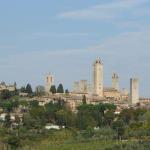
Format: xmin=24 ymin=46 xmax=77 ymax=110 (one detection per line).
xmin=93 ymin=58 xmax=103 ymax=97
xmin=112 ymin=73 xmax=119 ymax=91
xmin=45 ymin=73 xmax=54 ymax=93
xmin=130 ymin=78 xmax=139 ymax=104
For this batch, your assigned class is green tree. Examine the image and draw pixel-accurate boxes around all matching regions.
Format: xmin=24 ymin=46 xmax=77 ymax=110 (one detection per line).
xmin=50 ymin=85 xmax=56 ymax=94
xmin=1 ymin=101 xmax=13 ymax=113
xmin=56 ymin=109 xmax=76 ymax=127
xmin=4 ymin=114 xmax=12 ymax=128
xmin=57 ymin=84 xmax=64 ymax=93
xmin=77 ymin=112 xmax=96 ymax=130
xmin=30 ymin=100 xmax=39 ymax=108
xmin=65 ymin=89 xmax=69 ymax=95
xmin=142 ymin=110 xmax=150 ymax=126
xmin=6 ymin=136 xmax=20 ymax=150
xmin=112 ymin=119 xmax=125 ymax=140
xmin=0 ymin=90 xmax=11 ymax=100
xmin=26 ymin=84 xmax=33 ymax=94
xmin=119 ymin=108 xmax=134 ymax=125
xmin=82 ymin=95 xmax=87 ymax=104
xmin=20 ymin=86 xmax=26 ymax=93
xmin=104 ymin=110 xmax=115 ymax=126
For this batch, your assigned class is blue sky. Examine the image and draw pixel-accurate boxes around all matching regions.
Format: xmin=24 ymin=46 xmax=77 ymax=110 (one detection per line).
xmin=0 ymin=0 xmax=150 ymax=97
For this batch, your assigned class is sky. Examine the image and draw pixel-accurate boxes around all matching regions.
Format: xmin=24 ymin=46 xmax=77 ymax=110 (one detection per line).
xmin=0 ymin=0 xmax=150 ymax=97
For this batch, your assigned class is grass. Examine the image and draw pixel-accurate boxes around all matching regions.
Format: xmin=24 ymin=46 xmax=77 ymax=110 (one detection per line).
xmin=36 ymin=141 xmax=116 ymax=150
xmin=21 ymin=130 xmax=119 ymax=150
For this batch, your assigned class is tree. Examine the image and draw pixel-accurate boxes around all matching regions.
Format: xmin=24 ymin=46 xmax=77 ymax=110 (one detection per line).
xmin=143 ymin=110 xmax=150 ymax=126
xmin=77 ymin=112 xmax=96 ymax=130
xmin=82 ymin=95 xmax=87 ymax=104
xmin=50 ymin=85 xmax=56 ymax=94
xmin=4 ymin=114 xmax=12 ymax=128
xmin=56 ymin=109 xmax=76 ymax=127
xmin=30 ymin=100 xmax=39 ymax=108
xmin=112 ymin=119 xmax=125 ymax=140
xmin=119 ymin=108 xmax=134 ymax=125
xmin=6 ymin=136 xmax=20 ymax=150
xmin=1 ymin=101 xmax=14 ymax=113
xmin=20 ymin=86 xmax=26 ymax=93
xmin=26 ymin=84 xmax=33 ymax=94
xmin=57 ymin=84 xmax=64 ymax=93
xmin=0 ymin=90 xmax=11 ymax=100
xmin=65 ymin=89 xmax=69 ymax=95
xmin=77 ymin=104 xmax=98 ymax=129
xmin=104 ymin=110 xmax=115 ymax=126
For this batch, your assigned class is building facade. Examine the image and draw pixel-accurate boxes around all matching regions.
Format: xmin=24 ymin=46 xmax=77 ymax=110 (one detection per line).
xmin=104 ymin=88 xmax=121 ymax=100
xmin=0 ymin=82 xmax=16 ymax=92
xmin=73 ymin=81 xmax=80 ymax=93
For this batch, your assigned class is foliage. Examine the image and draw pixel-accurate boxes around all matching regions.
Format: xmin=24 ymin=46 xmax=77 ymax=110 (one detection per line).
xmin=57 ymin=84 xmax=64 ymax=93
xmin=112 ymin=119 xmax=125 ymax=140
xmin=20 ymin=86 xmax=26 ymax=93
xmin=0 ymin=90 xmax=12 ymax=100
xmin=65 ymin=89 xmax=69 ymax=94
xmin=5 ymin=135 xmax=20 ymax=149
xmin=0 ymin=99 xmax=19 ymax=112
xmin=26 ymin=84 xmax=33 ymax=94
xmin=30 ymin=100 xmax=39 ymax=108
xmin=82 ymin=95 xmax=86 ymax=104
xmin=105 ymin=141 xmax=150 ymax=150
xmin=50 ymin=85 xmax=57 ymax=94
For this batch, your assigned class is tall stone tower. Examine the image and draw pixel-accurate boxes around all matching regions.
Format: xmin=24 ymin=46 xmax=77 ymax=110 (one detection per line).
xmin=93 ymin=58 xmax=103 ymax=97
xmin=79 ymin=80 xmax=88 ymax=93
xmin=130 ymin=78 xmax=139 ymax=104
xmin=45 ymin=73 xmax=54 ymax=94
xmin=112 ymin=73 xmax=119 ymax=91
xmin=73 ymin=81 xmax=80 ymax=93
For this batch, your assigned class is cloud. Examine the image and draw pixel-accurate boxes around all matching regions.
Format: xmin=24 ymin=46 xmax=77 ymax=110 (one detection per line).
xmin=58 ymin=0 xmax=148 ymax=20
xmin=24 ymin=32 xmax=89 ymax=40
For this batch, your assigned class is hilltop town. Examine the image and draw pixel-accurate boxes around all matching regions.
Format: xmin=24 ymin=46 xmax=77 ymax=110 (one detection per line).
xmin=1 ymin=58 xmax=150 ymax=116
xmin=0 ymin=58 xmax=150 ymax=149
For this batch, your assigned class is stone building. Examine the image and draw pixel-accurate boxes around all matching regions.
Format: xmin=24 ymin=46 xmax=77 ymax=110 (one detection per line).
xmin=0 ymin=82 xmax=16 ymax=92
xmin=112 ymin=73 xmax=119 ymax=91
xmin=121 ymin=88 xmax=129 ymax=100
xmin=130 ymin=78 xmax=139 ymax=104
xmin=104 ymin=88 xmax=121 ymax=100
xmin=93 ymin=58 xmax=103 ymax=97
xmin=79 ymin=80 xmax=88 ymax=93
xmin=73 ymin=80 xmax=88 ymax=94
xmin=45 ymin=73 xmax=54 ymax=94
xmin=73 ymin=81 xmax=80 ymax=93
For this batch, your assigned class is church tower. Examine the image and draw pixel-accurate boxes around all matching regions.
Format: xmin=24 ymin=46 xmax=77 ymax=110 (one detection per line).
xmin=93 ymin=58 xmax=103 ymax=97
xmin=45 ymin=73 xmax=54 ymax=94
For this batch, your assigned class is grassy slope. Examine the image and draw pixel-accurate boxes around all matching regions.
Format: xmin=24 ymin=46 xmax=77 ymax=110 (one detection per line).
xmin=22 ymin=130 xmax=118 ymax=150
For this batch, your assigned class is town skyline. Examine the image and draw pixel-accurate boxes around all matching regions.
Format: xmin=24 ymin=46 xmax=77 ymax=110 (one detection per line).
xmin=0 ymin=0 xmax=150 ymax=97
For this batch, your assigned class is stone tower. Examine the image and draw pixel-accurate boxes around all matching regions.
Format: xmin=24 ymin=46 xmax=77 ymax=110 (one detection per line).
xmin=79 ymin=80 xmax=88 ymax=93
xmin=112 ymin=73 xmax=119 ymax=91
xmin=93 ymin=58 xmax=103 ymax=97
xmin=73 ymin=81 xmax=80 ymax=93
xmin=45 ymin=73 xmax=54 ymax=93
xmin=130 ymin=78 xmax=139 ymax=104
